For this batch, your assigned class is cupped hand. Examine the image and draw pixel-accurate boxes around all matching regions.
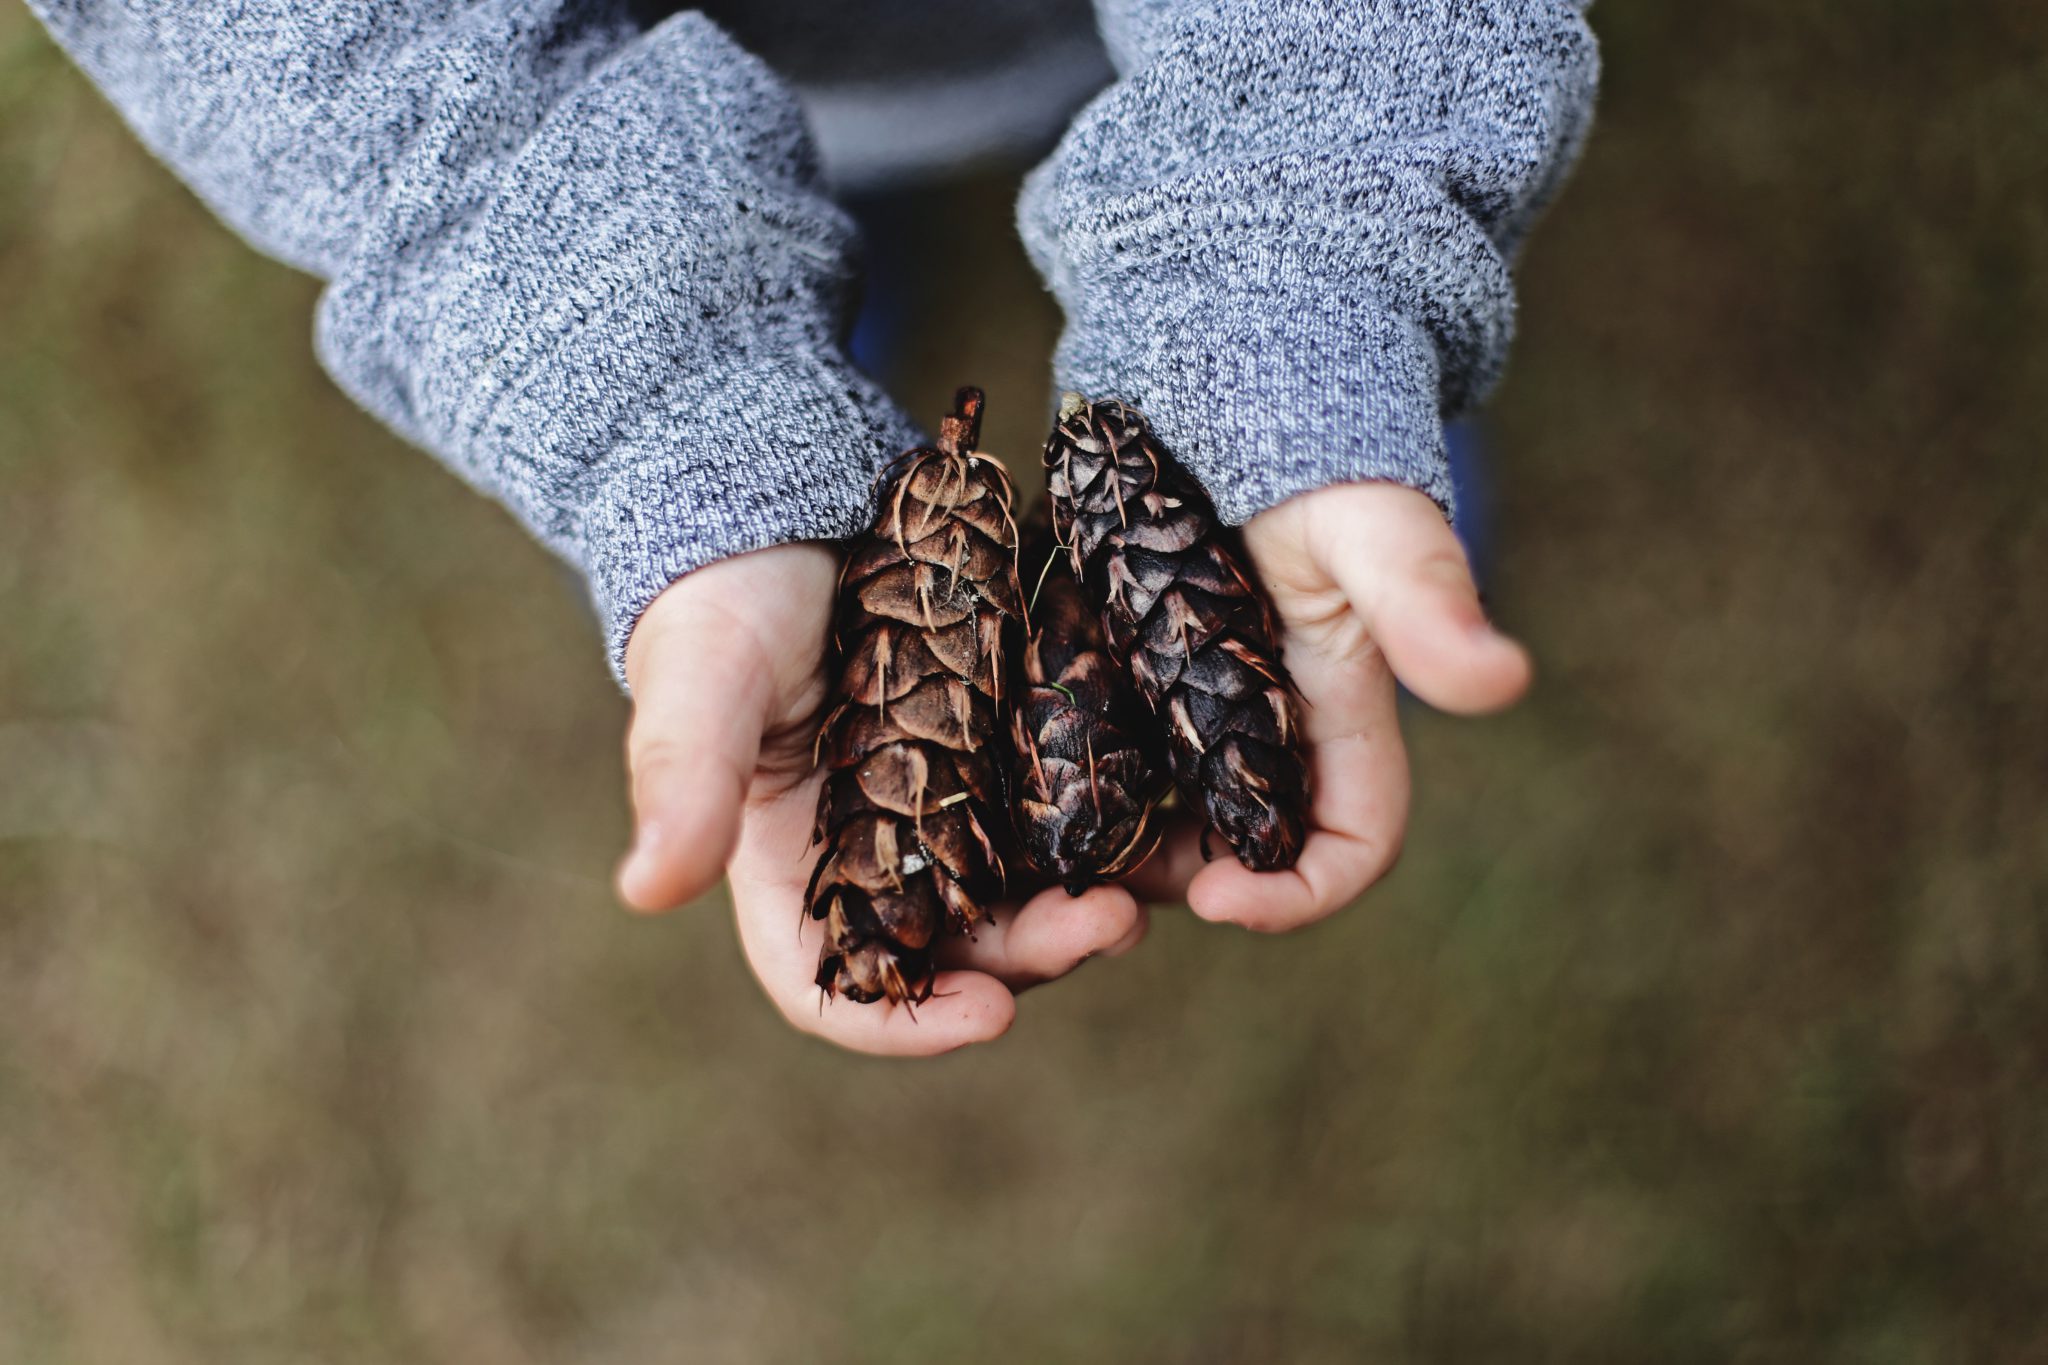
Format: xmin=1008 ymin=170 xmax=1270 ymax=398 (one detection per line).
xmin=1124 ymin=481 xmax=1533 ymax=929
xmin=612 ymin=543 xmax=1146 ymax=1057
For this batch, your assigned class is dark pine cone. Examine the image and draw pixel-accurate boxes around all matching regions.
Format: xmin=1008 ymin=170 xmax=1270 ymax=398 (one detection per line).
xmin=807 ymin=388 xmax=1024 ymax=1004
xmin=1008 ymin=524 xmax=1170 ymax=895
xmin=1043 ymin=395 xmax=1310 ymax=871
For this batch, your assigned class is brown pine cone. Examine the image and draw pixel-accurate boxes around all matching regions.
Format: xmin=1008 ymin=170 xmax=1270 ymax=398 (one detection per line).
xmin=1007 ymin=523 xmax=1170 ymax=894
xmin=1043 ymin=395 xmax=1310 ymax=871
xmin=806 ymin=388 xmax=1024 ymax=1004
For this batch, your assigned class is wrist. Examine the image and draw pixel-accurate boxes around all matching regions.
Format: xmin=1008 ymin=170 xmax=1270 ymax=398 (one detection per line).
xmin=1051 ymin=273 xmax=1454 ymax=526
xmin=583 ymin=346 xmax=916 ymax=687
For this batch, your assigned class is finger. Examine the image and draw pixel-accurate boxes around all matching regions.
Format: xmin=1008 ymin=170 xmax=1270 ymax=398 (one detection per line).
xmin=1120 ymin=579 xmax=1407 ymax=913
xmin=1323 ymin=490 xmax=1533 ymax=715
xmin=1185 ymin=645 xmax=1409 ymax=931
xmin=934 ymin=883 xmax=1147 ymax=989
xmin=615 ymin=603 xmax=774 ymax=914
xmin=1186 ymin=733 xmax=1409 ymax=932
xmin=728 ymin=777 xmax=1017 ymax=1056
xmin=792 ymin=968 xmax=1019 ymax=1057
xmin=741 ymin=905 xmax=1019 ymax=1057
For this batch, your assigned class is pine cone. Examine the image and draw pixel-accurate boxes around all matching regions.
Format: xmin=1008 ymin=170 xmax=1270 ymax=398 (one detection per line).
xmin=1043 ymin=396 xmax=1310 ymax=871
xmin=807 ymin=388 xmax=1024 ymax=1005
xmin=1008 ymin=523 xmax=1170 ymax=894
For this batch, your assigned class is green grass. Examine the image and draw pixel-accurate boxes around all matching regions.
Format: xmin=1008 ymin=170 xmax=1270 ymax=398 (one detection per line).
xmin=3 ymin=3 xmax=2045 ymax=1360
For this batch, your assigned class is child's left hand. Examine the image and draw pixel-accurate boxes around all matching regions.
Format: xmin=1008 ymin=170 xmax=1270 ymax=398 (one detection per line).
xmin=1119 ymin=481 xmax=1533 ymax=927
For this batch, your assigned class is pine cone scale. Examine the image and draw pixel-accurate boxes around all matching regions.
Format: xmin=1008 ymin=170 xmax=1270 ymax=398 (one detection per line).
xmin=807 ymin=388 xmax=1023 ymax=1004
xmin=1004 ymin=523 xmax=1169 ymax=894
xmin=1043 ymin=397 xmax=1311 ymax=873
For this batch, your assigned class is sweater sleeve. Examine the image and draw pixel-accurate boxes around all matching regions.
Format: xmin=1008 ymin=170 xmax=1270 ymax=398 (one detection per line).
xmin=26 ymin=0 xmax=919 ymax=679
xmin=1019 ymin=0 xmax=1599 ymax=521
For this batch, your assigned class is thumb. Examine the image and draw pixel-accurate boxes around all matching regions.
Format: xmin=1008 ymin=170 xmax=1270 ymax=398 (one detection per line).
xmin=615 ymin=590 xmax=773 ymax=913
xmin=1321 ymin=485 xmax=1533 ymax=715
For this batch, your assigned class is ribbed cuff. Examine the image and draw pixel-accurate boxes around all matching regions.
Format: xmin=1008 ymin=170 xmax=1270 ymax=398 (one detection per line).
xmin=1047 ymin=251 xmax=1456 ymax=526
xmin=581 ymin=343 xmax=921 ymax=687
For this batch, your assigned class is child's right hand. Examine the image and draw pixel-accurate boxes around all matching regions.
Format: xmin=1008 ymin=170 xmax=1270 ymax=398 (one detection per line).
xmin=611 ymin=543 xmax=1148 ymax=1057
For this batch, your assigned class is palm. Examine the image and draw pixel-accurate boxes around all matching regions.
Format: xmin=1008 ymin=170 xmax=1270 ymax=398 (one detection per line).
xmin=620 ymin=544 xmax=1145 ymax=1057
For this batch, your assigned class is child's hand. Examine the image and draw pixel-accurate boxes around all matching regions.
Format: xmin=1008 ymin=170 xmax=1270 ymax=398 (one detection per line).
xmin=1123 ymin=482 xmax=1533 ymax=927
xmin=612 ymin=544 xmax=1147 ymax=1057
xmin=608 ymin=480 xmax=1522 ymax=1051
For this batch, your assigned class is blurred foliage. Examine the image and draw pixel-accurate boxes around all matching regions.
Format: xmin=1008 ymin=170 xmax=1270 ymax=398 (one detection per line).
xmin=3 ymin=2 xmax=2046 ymax=1361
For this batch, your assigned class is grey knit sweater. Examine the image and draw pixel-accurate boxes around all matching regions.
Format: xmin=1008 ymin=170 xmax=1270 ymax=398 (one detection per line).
xmin=28 ymin=0 xmax=1598 ymax=680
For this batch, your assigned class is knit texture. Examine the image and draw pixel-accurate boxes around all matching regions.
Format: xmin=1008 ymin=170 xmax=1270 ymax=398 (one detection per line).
xmin=29 ymin=0 xmax=1596 ymax=682
xmin=1021 ymin=0 xmax=1599 ymax=522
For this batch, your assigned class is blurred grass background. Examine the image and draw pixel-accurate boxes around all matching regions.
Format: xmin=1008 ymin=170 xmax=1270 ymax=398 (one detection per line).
xmin=3 ymin=3 xmax=2046 ymax=1361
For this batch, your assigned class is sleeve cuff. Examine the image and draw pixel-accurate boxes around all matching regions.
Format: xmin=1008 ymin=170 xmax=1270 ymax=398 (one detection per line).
xmin=1048 ymin=252 xmax=1456 ymax=526
xmin=581 ymin=345 xmax=921 ymax=686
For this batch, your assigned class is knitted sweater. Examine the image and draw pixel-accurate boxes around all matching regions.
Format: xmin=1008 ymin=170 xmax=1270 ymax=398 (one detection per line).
xmin=27 ymin=0 xmax=1598 ymax=680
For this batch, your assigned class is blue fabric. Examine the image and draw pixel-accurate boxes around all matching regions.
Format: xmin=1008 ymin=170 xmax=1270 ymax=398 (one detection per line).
xmin=1446 ymin=421 xmax=1494 ymax=583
